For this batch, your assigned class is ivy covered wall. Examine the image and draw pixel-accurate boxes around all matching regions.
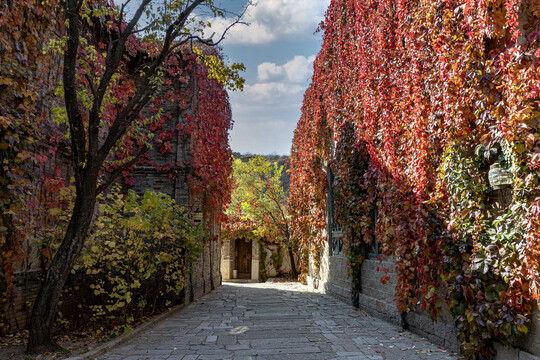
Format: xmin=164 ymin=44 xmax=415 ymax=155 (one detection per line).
xmin=0 ymin=0 xmax=232 ymax=335
xmin=289 ymin=1 xmax=540 ymax=358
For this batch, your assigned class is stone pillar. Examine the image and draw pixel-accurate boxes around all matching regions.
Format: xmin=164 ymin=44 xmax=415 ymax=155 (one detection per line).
xmin=251 ymin=241 xmax=260 ymax=281
xmin=221 ymin=238 xmax=234 ymax=280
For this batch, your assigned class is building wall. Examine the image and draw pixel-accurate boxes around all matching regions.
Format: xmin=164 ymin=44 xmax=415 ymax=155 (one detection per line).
xmin=306 ymin=239 xmax=353 ymax=305
xmin=308 ymin=242 xmax=540 ymax=359
xmin=2 ymin=60 xmax=225 ymax=335
xmin=221 ymin=237 xmax=234 ymax=280
xmin=356 ymin=257 xmax=400 ymax=324
xmin=260 ymin=244 xmax=298 ymax=278
xmin=4 ymin=271 xmax=42 ymax=331
xmin=186 ymin=237 xmax=222 ymax=302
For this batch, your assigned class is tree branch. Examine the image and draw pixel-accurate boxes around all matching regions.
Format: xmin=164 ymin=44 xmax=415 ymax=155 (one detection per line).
xmin=96 ymin=145 xmax=149 ymax=194
xmin=84 ymin=73 xmax=97 ymax=99
xmin=210 ymin=3 xmax=250 ymax=46
xmin=88 ymin=0 xmax=152 ymax=161
xmin=97 ymin=0 xmax=206 ymax=164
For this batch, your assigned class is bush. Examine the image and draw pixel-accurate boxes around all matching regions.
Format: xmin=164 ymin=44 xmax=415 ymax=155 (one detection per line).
xmin=67 ymin=188 xmax=205 ymax=327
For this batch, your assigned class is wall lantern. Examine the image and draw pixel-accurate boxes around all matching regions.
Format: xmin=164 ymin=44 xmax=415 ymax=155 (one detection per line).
xmin=193 ymin=212 xmax=203 ymax=222
xmin=488 ymin=162 xmax=513 ymax=190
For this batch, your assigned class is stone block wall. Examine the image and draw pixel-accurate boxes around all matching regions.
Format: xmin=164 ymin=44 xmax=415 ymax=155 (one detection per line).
xmin=185 ymin=238 xmax=222 ymax=303
xmin=307 ymin=240 xmax=352 ymax=305
xmin=4 ymin=271 xmax=42 ymax=331
xmin=356 ymin=257 xmax=400 ymax=324
xmin=309 ymin=244 xmax=540 ymax=359
xmin=220 ymin=237 xmax=234 ymax=280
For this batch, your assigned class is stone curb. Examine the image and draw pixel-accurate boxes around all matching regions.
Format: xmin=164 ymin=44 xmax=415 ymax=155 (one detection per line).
xmin=65 ymin=303 xmax=186 ymax=360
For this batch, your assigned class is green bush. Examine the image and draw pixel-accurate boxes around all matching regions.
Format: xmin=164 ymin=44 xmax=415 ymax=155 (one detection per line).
xmin=69 ymin=188 xmax=205 ymax=326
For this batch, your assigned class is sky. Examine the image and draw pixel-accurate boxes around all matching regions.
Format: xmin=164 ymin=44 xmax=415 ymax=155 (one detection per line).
xmin=211 ymin=0 xmax=331 ymax=155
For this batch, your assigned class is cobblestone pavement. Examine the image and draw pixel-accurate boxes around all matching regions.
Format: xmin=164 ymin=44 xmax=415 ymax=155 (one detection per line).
xmin=98 ymin=281 xmax=460 ymax=360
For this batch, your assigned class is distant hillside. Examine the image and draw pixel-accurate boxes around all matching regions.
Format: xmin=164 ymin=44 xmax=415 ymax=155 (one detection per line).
xmin=232 ymin=152 xmax=291 ymax=191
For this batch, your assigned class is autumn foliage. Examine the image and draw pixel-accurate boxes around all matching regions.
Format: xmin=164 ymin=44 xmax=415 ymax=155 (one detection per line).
xmin=290 ymin=0 xmax=540 ymax=357
xmin=0 ymin=0 xmax=234 ymax=337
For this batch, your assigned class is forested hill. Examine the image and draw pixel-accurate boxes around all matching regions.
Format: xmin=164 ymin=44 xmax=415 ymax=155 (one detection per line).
xmin=232 ymin=153 xmax=291 ymax=191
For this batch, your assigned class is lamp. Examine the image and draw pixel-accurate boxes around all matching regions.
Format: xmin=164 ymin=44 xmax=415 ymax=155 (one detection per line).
xmin=193 ymin=212 xmax=203 ymax=222
xmin=488 ymin=163 xmax=513 ymax=190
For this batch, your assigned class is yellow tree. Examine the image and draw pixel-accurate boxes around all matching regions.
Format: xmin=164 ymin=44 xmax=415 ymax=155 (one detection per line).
xmin=227 ymin=156 xmax=298 ymax=278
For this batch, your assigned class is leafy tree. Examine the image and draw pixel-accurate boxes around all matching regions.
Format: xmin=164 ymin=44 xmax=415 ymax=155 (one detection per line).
xmin=226 ymin=156 xmax=298 ymax=278
xmin=232 ymin=152 xmax=291 ymax=190
xmin=26 ymin=0 xmax=248 ymax=353
xmin=73 ymin=188 xmax=206 ymax=325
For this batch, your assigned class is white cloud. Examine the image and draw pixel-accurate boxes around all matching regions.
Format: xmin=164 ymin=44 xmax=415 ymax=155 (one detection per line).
xmin=229 ymin=80 xmax=305 ymax=117
xmin=257 ymin=62 xmax=285 ymax=82
xmin=283 ymin=55 xmax=316 ymax=83
xmin=257 ymin=55 xmax=315 ymax=83
xmin=212 ymin=0 xmax=330 ymax=45
xmin=242 ymin=82 xmax=305 ymax=103
xmin=228 ymin=54 xmax=317 ymax=154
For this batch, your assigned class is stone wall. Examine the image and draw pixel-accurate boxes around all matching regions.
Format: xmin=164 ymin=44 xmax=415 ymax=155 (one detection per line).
xmin=261 ymin=244 xmax=297 ymax=278
xmin=355 ymin=257 xmax=400 ymax=324
xmin=221 ymin=237 xmax=234 ymax=280
xmin=186 ymin=237 xmax=222 ymax=302
xmin=309 ymin=244 xmax=540 ymax=359
xmin=3 ymin=271 xmax=42 ymax=331
xmin=306 ymin=239 xmax=353 ymax=305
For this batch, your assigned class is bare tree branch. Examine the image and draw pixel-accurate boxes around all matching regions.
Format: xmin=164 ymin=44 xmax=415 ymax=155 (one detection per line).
xmin=211 ymin=2 xmax=251 ymax=46
xmin=84 ymin=73 xmax=97 ymax=99
xmin=96 ymin=145 xmax=149 ymax=194
xmin=88 ymin=0 xmax=152 ymax=161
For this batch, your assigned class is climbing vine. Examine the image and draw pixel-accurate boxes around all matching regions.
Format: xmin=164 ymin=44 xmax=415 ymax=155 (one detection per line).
xmin=188 ymin=45 xmax=234 ymax=221
xmin=0 ymin=0 xmax=63 ymax=334
xmin=290 ymin=0 xmax=540 ymax=357
xmin=0 ymin=0 xmax=237 ymax=336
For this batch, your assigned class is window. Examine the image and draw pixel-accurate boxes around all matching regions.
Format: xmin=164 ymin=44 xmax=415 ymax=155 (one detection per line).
xmin=327 ymin=167 xmax=343 ymax=255
xmin=367 ymin=200 xmax=380 ymax=258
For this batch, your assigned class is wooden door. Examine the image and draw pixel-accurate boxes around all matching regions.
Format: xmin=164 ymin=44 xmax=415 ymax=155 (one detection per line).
xmin=235 ymin=239 xmax=252 ymax=279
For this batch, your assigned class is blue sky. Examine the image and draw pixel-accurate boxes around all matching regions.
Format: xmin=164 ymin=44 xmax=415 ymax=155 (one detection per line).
xmin=211 ymin=0 xmax=331 ymax=155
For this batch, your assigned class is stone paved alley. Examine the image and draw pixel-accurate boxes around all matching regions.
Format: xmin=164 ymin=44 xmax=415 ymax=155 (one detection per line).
xmin=97 ymin=281 xmax=459 ymax=360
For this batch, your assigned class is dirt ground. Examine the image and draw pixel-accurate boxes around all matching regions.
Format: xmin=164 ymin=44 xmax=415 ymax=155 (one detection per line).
xmin=0 ymin=327 xmax=126 ymax=359
xmin=0 ymin=336 xmax=93 ymax=360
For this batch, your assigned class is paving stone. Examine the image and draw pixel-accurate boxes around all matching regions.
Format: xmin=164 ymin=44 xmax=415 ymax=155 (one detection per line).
xmin=98 ymin=282 xmax=460 ymax=360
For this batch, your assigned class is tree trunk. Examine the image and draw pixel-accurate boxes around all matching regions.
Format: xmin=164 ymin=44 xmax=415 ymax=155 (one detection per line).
xmin=288 ymin=247 xmax=298 ymax=279
xmin=26 ymin=179 xmax=97 ymax=354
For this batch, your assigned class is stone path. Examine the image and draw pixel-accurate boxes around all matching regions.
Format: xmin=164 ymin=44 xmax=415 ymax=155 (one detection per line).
xmin=98 ymin=281 xmax=459 ymax=360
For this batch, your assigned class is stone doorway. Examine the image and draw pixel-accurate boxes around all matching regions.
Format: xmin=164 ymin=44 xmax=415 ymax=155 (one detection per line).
xmin=235 ymin=239 xmax=252 ymax=279
xmin=221 ymin=237 xmax=260 ymax=281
